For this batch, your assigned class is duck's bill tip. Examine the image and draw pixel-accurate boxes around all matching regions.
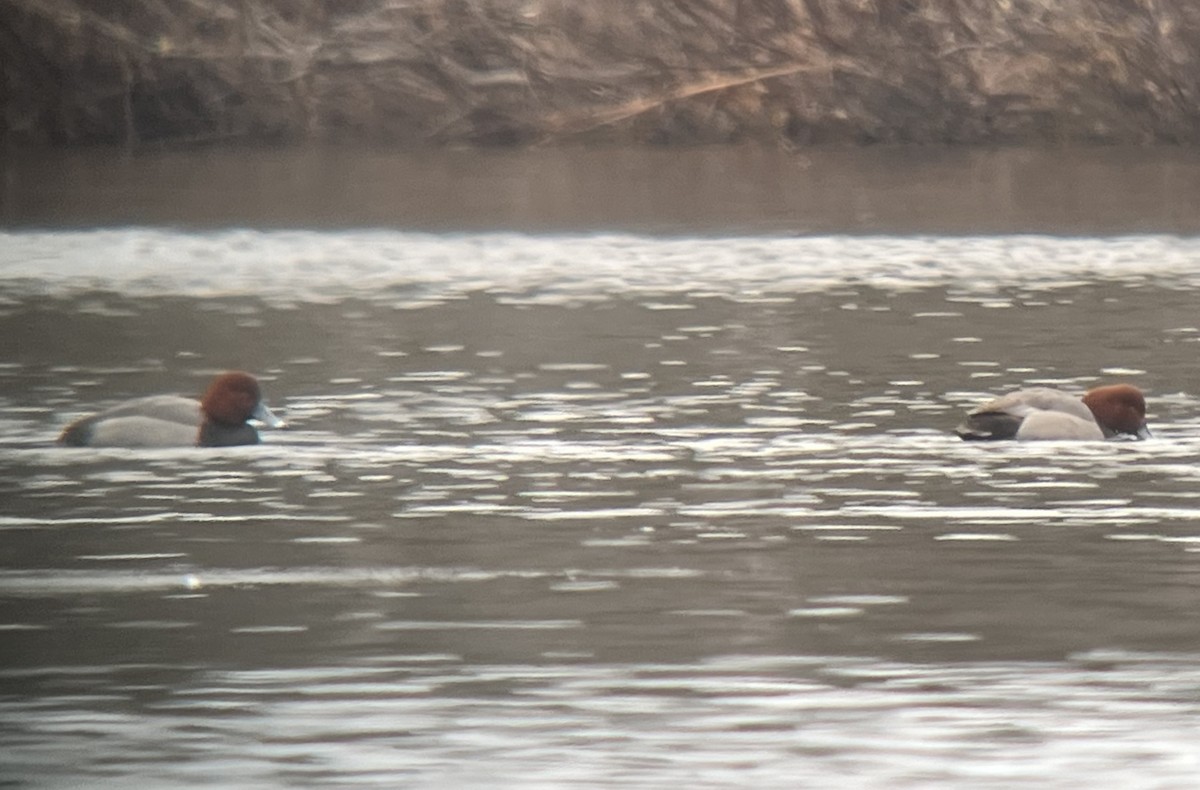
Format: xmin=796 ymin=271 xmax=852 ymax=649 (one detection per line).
xmin=252 ymin=402 xmax=287 ymax=429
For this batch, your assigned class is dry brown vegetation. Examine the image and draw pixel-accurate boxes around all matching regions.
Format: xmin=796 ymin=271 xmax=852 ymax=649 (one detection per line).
xmin=5 ymin=0 xmax=1200 ymax=148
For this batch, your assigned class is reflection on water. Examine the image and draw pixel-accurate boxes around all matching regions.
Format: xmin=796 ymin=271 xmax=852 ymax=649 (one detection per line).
xmin=7 ymin=145 xmax=1200 ymax=234
xmin=4 ymin=227 xmax=1200 ymax=786
xmin=5 ymin=653 xmax=1200 ymax=788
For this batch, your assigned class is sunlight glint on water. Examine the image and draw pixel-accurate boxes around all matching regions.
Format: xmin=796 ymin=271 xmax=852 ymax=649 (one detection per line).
xmin=3 ymin=230 xmax=1200 ymax=787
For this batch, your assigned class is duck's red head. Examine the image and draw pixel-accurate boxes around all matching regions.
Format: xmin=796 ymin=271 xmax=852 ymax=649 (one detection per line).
xmin=1083 ymin=384 xmax=1149 ymax=438
xmin=200 ymin=371 xmax=263 ymax=426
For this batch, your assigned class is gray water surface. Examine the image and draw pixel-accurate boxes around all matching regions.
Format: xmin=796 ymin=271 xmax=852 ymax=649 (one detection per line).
xmin=3 ymin=150 xmax=1200 ymax=788
xmin=8 ymin=145 xmax=1200 ymax=234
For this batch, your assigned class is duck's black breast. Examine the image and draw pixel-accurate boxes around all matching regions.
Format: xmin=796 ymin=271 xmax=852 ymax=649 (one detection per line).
xmin=198 ymin=421 xmax=261 ymax=447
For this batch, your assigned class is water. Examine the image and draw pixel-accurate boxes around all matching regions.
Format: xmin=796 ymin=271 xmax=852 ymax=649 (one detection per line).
xmin=3 ymin=148 xmax=1200 ymax=788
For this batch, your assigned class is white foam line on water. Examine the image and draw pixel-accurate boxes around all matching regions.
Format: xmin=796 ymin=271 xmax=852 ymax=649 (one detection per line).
xmin=0 ymin=512 xmax=351 ymax=528
xmin=2 ymin=230 xmax=1198 ymax=302
xmin=374 ymin=619 xmax=583 ymax=631
xmin=841 ymin=504 xmax=1200 ymax=522
xmin=0 ymin=565 xmax=705 ymax=596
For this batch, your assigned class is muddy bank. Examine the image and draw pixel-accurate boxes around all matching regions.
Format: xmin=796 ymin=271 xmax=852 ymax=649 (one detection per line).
xmin=5 ymin=0 xmax=1200 ymax=148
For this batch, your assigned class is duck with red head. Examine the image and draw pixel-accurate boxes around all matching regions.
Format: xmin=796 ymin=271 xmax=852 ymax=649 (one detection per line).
xmin=58 ymin=371 xmax=286 ymax=448
xmin=955 ymin=383 xmax=1150 ymax=441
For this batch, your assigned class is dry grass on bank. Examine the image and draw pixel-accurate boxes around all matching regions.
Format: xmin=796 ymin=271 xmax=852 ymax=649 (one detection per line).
xmin=5 ymin=0 xmax=1200 ymax=147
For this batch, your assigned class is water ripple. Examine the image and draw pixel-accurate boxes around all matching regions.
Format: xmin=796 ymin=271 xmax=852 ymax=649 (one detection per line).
xmin=4 ymin=231 xmax=1200 ymax=304
xmin=6 ymin=231 xmax=1200 ymax=787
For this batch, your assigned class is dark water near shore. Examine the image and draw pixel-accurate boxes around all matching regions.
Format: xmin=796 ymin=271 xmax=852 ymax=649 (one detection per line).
xmin=3 ymin=148 xmax=1200 ymax=788
xmin=8 ymin=145 xmax=1200 ymax=234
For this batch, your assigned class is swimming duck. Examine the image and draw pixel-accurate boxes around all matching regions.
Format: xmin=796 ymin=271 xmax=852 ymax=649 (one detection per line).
xmin=955 ymin=384 xmax=1150 ymax=441
xmin=58 ymin=371 xmax=286 ymax=447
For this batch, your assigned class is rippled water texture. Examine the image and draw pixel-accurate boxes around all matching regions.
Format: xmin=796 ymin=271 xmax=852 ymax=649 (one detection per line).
xmin=3 ymin=228 xmax=1200 ymax=788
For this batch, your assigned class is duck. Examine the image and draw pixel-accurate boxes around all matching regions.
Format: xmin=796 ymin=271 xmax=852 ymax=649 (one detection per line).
xmin=955 ymin=383 xmax=1150 ymax=441
xmin=58 ymin=371 xmax=286 ymax=448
